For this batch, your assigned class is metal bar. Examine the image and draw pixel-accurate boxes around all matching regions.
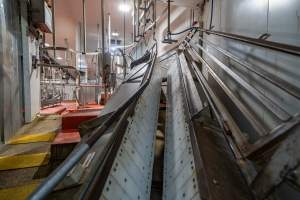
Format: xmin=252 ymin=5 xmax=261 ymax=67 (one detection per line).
xmin=195 ymin=44 xmax=291 ymax=122
xmin=123 ymin=61 xmax=150 ymax=82
xmin=123 ymin=0 xmax=126 ymax=79
xmin=52 ymin=0 xmax=56 ymax=58
xmin=101 ymin=0 xmax=106 ymax=102
xmin=188 ymin=47 xmax=268 ymax=136
xmin=137 ymin=0 xmax=140 ymax=37
xmin=133 ymin=0 xmax=137 ymax=42
xmin=199 ymin=29 xmax=300 ymax=57
xmin=167 ymin=0 xmax=171 ymax=35
xmin=28 ymin=144 xmax=90 ymax=200
xmin=37 ymin=63 xmax=78 ymax=70
xmin=82 ymin=0 xmax=86 ymax=54
xmin=198 ymin=37 xmax=300 ymax=100
xmin=186 ymin=50 xmax=248 ymax=154
xmin=246 ymin=114 xmax=300 ymax=158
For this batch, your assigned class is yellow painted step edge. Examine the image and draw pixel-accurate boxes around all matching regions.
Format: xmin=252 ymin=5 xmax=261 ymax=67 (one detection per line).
xmin=7 ymin=132 xmax=56 ymax=145
xmin=0 ymin=152 xmax=50 ymax=170
xmin=0 ymin=182 xmax=40 ymax=200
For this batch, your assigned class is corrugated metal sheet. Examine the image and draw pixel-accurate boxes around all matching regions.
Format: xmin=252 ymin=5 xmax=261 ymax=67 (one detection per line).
xmin=0 ymin=0 xmax=24 ymax=142
xmin=202 ymin=0 xmax=300 ymax=144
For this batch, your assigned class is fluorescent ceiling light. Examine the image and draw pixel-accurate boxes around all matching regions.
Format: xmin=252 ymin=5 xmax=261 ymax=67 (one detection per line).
xmin=80 ymin=65 xmax=88 ymax=68
xmin=56 ymin=56 xmax=63 ymax=60
xmin=119 ymin=3 xmax=131 ymax=12
xmin=110 ymin=47 xmax=116 ymax=52
xmin=44 ymin=43 xmax=50 ymax=47
xmin=78 ymin=58 xmax=85 ymax=63
xmin=112 ymin=32 xmax=119 ymax=37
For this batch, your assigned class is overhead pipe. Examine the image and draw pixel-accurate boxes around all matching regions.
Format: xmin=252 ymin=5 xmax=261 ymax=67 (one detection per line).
xmin=123 ymin=0 xmax=126 ymax=78
xmin=51 ymin=0 xmax=56 ymax=57
xmin=100 ymin=0 xmax=107 ymax=102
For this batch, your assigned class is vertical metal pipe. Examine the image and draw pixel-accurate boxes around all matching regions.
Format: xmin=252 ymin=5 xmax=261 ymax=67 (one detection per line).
xmin=133 ymin=0 xmax=136 ymax=42
xmin=153 ymin=0 xmax=156 ymax=38
xmin=52 ymin=0 xmax=56 ymax=57
xmin=123 ymin=0 xmax=126 ymax=78
xmin=108 ymin=14 xmax=111 ymax=51
xmin=167 ymin=0 xmax=171 ymax=35
xmin=97 ymin=23 xmax=100 ymax=50
xmin=83 ymin=0 xmax=87 ymax=54
xmin=101 ymin=0 xmax=107 ymax=102
xmin=137 ymin=0 xmax=140 ymax=37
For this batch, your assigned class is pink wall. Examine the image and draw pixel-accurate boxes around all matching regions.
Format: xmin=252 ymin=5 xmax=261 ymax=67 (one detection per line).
xmin=46 ymin=0 xmax=77 ymax=50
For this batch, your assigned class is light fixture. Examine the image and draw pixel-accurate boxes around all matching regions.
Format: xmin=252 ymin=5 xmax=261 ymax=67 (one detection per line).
xmin=110 ymin=47 xmax=117 ymax=52
xmin=80 ymin=64 xmax=88 ymax=69
xmin=78 ymin=58 xmax=85 ymax=63
xmin=112 ymin=32 xmax=119 ymax=37
xmin=56 ymin=56 xmax=63 ymax=60
xmin=119 ymin=3 xmax=131 ymax=12
xmin=44 ymin=43 xmax=50 ymax=47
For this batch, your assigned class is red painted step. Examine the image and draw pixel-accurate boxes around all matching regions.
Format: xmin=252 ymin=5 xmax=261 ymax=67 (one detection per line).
xmin=52 ymin=129 xmax=81 ymax=145
xmin=62 ymin=110 xmax=101 ymax=130
xmin=51 ymin=129 xmax=81 ymax=161
xmin=40 ymin=105 xmax=66 ymax=115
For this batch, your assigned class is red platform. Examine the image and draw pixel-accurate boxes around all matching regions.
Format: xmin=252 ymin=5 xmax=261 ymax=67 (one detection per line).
xmin=62 ymin=110 xmax=101 ymax=130
xmin=52 ymin=129 xmax=81 ymax=145
xmin=43 ymin=102 xmax=103 ymax=147
xmin=40 ymin=105 xmax=66 ymax=115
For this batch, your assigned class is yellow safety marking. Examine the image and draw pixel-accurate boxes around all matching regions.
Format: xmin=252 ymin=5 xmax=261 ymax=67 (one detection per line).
xmin=7 ymin=132 xmax=56 ymax=145
xmin=0 ymin=152 xmax=50 ymax=170
xmin=0 ymin=182 xmax=40 ymax=200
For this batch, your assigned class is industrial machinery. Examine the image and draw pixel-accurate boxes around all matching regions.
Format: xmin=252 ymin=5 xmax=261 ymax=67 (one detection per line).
xmin=1 ymin=0 xmax=300 ymax=200
xmin=30 ymin=27 xmax=300 ymax=199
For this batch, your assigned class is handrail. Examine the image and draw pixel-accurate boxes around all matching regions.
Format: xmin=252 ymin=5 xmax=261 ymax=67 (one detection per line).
xmin=199 ymin=29 xmax=300 ymax=57
xmin=42 ymin=46 xmax=103 ymax=56
xmin=166 ymin=27 xmax=300 ymax=57
xmin=197 ymin=36 xmax=300 ymax=100
xmin=28 ymin=42 xmax=157 ymax=200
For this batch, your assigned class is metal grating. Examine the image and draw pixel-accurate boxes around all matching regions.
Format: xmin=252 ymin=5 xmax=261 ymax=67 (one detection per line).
xmin=99 ymin=64 xmax=162 ymax=200
xmin=163 ymin=56 xmax=201 ymax=200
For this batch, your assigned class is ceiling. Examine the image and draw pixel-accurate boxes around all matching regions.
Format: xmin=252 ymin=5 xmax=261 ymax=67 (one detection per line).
xmin=54 ymin=0 xmax=134 ymax=51
xmin=53 ymin=0 xmax=203 ymax=51
xmin=66 ymin=0 xmax=134 ymax=34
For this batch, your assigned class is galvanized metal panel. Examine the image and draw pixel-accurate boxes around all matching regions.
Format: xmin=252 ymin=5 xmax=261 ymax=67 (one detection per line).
xmin=268 ymin=0 xmax=300 ymax=46
xmin=202 ymin=0 xmax=300 ymax=144
xmin=163 ymin=56 xmax=201 ymax=200
xmin=0 ymin=0 xmax=24 ymax=142
xmin=99 ymin=64 xmax=161 ymax=200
